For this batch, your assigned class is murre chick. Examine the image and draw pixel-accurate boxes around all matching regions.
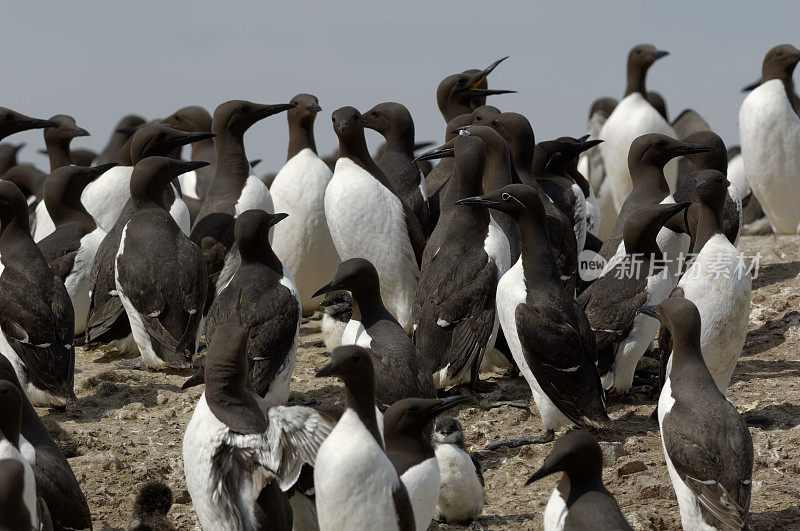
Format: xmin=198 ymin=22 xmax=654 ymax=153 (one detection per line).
xmin=0 ymin=181 xmax=75 ymax=407
xmin=363 ymin=101 xmax=432 ymax=235
xmin=599 ymin=44 xmax=677 ymax=212
xmin=431 ymin=416 xmax=484 ymax=524
xmin=184 ymin=310 xmax=332 ymax=530
xmin=660 ymin=170 xmax=752 ymax=392
xmin=578 ymin=201 xmax=692 ymax=394
xmin=37 ymin=163 xmax=117 ymax=335
xmin=314 ymin=345 xmax=415 ymax=531
xmin=413 ymin=134 xmax=510 ymax=390
xmin=325 ymin=106 xmax=424 ymax=332
xmin=314 ymin=258 xmax=435 ymax=408
xmin=269 ymin=94 xmax=340 ymax=315
xmin=739 ymin=44 xmax=800 ymax=234
xmin=202 ymin=209 xmax=300 ymax=403
xmin=191 ymin=100 xmax=293 ymax=309
xmin=640 ymin=297 xmax=753 ymax=530
xmin=114 ymin=157 xmax=208 ymax=369
xmin=526 ymin=430 xmax=632 ymax=530
xmin=460 ymin=184 xmax=609 ymax=443
xmin=383 ymin=396 xmax=472 ymax=531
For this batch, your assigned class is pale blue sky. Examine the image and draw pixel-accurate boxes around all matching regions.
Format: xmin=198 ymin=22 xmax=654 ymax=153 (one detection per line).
xmin=2 ymin=1 xmax=798 ymax=173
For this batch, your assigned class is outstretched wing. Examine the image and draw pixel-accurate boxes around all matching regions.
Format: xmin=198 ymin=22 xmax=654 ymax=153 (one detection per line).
xmin=266 ymin=406 xmax=335 ymax=491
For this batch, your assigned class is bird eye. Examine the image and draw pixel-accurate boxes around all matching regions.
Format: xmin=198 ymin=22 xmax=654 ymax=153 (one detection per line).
xmin=371 ymin=111 xmax=378 ymax=117
xmin=776 ymin=51 xmax=783 ymax=57
xmin=491 ymin=121 xmax=499 ymax=127
xmin=457 ymin=78 xmax=466 ymax=86
xmin=501 ymin=192 xmax=511 ymax=201
xmin=475 ymin=116 xmax=481 ymax=121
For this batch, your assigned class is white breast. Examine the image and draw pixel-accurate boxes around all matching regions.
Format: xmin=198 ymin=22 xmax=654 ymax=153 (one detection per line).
xmin=497 ymin=259 xmax=571 ymax=429
xmin=570 ymin=183 xmax=588 ymax=252
xmin=434 ymin=443 xmax=484 ymax=522
xmin=314 ymin=408 xmax=401 ymax=531
xmin=270 ymin=149 xmax=340 ymax=314
xmin=401 ymin=457 xmax=441 ymax=531
xmin=600 ymin=93 xmax=678 ymax=211
xmin=261 ymin=267 xmax=301 ymax=407
xmin=178 ymin=170 xmax=199 ymax=200
xmin=32 ymin=200 xmax=56 ymax=242
xmin=543 ymin=476 xmax=569 ymax=531
xmin=83 ymin=165 xmax=134 ymax=232
xmin=341 ymin=319 xmax=371 ymax=348
xmin=0 ymin=439 xmax=38 ymax=530
xmin=486 ymin=214 xmax=512 ymax=276
xmin=235 ymin=176 xmax=275 ymax=218
xmin=325 ymin=158 xmax=419 ymax=330
xmin=66 ymin=226 xmax=106 ymax=335
xmin=739 ymin=79 xmax=800 ymax=234
xmin=727 ymin=154 xmax=749 ymax=200
xmin=169 ymin=186 xmax=191 ymax=236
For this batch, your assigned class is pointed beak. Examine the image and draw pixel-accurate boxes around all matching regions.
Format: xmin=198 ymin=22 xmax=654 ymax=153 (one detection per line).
xmin=578 ymin=139 xmax=603 ymax=153
xmin=19 ymin=118 xmax=58 ymax=131
xmin=468 ymin=56 xmax=510 ymax=90
xmin=451 ymin=125 xmax=474 ymax=136
xmin=315 ymin=361 xmax=338 ymax=378
xmin=312 ymin=281 xmax=334 ymax=299
xmin=305 ymin=103 xmax=322 ymax=114
xmin=636 ymin=305 xmax=660 ymax=318
xmin=525 ymin=465 xmax=552 ymax=486
xmin=653 ymin=50 xmax=670 ymax=60
xmin=70 ymin=127 xmax=90 ymax=138
xmin=577 ymin=134 xmax=590 ymax=142
xmin=337 ymin=121 xmax=351 ymax=133
xmin=455 ymin=195 xmax=496 ymax=207
xmin=666 ymin=201 xmax=692 ymax=218
xmin=672 ymin=143 xmax=715 ymax=156
xmin=413 ymin=145 xmax=454 ymax=163
xmin=427 ymin=395 xmax=473 ymax=417
xmin=254 ymin=103 xmax=295 ymax=119
xmin=269 ymin=212 xmax=289 ymax=226
xmin=249 ymin=159 xmax=262 ymax=169
xmin=741 ymin=78 xmax=761 ymax=92
xmin=87 ymin=162 xmax=118 ymax=181
xmin=174 ymin=160 xmax=210 ymax=176
xmin=167 ymin=131 xmax=216 ymax=150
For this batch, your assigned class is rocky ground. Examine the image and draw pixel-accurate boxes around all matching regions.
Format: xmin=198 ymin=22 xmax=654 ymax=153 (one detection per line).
xmin=38 ymin=235 xmax=800 ymax=530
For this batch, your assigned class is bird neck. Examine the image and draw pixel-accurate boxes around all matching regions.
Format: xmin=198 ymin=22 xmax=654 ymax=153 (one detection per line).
xmin=625 ymin=63 xmax=649 ymax=97
xmin=482 ymin=149 xmax=513 ymax=193
xmin=380 ymin=125 xmax=415 ymax=158
xmin=46 ymin=185 xmax=95 ymax=231
xmin=693 ymin=201 xmax=724 ymax=253
xmin=214 ymin=134 xmax=251 ymax=188
xmin=518 ymin=210 xmax=562 ymax=287
xmin=47 ymin=139 xmax=74 ymax=171
xmin=629 ymin=165 xmax=670 ymax=201
xmin=110 ymin=136 xmax=134 ymax=166
xmin=190 ymin=139 xmax=216 ymax=165
xmin=240 ymin=240 xmax=283 ymax=275
xmin=287 ymin=116 xmax=317 ymax=161
xmin=344 ymin=383 xmax=383 ymax=448
xmin=350 ymin=290 xmax=393 ymax=327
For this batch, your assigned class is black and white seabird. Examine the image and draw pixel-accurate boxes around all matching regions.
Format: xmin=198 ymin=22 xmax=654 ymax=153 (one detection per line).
xmin=269 ymin=94 xmax=340 ymax=315
xmin=161 ymin=105 xmax=217 ymax=202
xmin=639 ymin=297 xmax=753 ymax=530
xmin=0 ymin=181 xmax=75 ymax=407
xmin=0 ymin=355 xmax=91 ymax=530
xmin=114 ymin=157 xmax=208 ymax=369
xmin=579 ymin=97 xmax=618 ymax=239
xmin=578 ymin=201 xmax=691 ymax=394
xmin=184 ymin=310 xmax=332 ymax=530
xmin=0 ymin=381 xmax=39 ymax=530
xmin=203 ymin=209 xmax=300 ymax=403
xmin=362 ymin=101 xmax=432 ymax=236
xmin=660 ymin=170 xmax=752 ymax=392
xmin=36 ymin=163 xmax=117 ymax=335
xmin=191 ymin=100 xmax=293 ymax=309
xmin=94 ymin=114 xmax=146 ymax=165
xmin=325 ymin=106 xmax=424 ymax=332
xmin=413 ymin=135 xmax=510 ymax=390
xmin=436 ymin=57 xmax=514 ymax=123
xmin=431 ymin=415 xmax=484 ymax=523
xmin=314 ymin=258 xmax=435 ymax=407
xmin=525 ymin=430 xmax=632 ymax=530
xmin=85 ymin=125 xmax=213 ymax=350
xmin=460 ymin=184 xmax=609 ymax=442
xmin=672 ymin=130 xmax=741 ymax=247
xmin=739 ymin=44 xmax=800 ymax=234
xmin=383 ymin=395 xmax=471 ymax=531
xmin=599 ymin=44 xmax=677 ymax=212
xmin=314 ymin=345 xmax=415 ymax=531
xmin=31 ymin=114 xmax=90 ymax=241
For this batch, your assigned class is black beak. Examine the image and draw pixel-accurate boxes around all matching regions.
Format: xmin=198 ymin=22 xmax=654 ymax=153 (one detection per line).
xmin=269 ymin=212 xmax=289 ymax=226
xmin=672 ymin=143 xmax=715 ymax=156
xmin=455 ymin=195 xmax=496 ymax=207
xmin=695 ymin=181 xmax=713 ymax=193
xmin=636 ymin=305 xmax=660 ymax=318
xmin=653 ymin=50 xmax=670 ymax=60
xmin=71 ymin=127 xmax=90 ymax=138
xmin=315 ymin=361 xmax=338 ymax=378
xmin=468 ymin=56 xmax=510 ymax=89
xmin=254 ymin=103 xmax=295 ymax=119
xmin=525 ymin=465 xmax=553 ymax=486
xmin=741 ymin=78 xmax=761 ymax=92
xmin=305 ymin=103 xmax=322 ymax=114
xmin=116 ymin=126 xmax=139 ymax=135
xmin=577 ymin=134 xmax=590 ymax=142
xmin=466 ymin=88 xmax=517 ymax=97
xmin=249 ymin=159 xmax=262 ymax=169
xmin=451 ymin=125 xmax=474 ymax=136
xmin=337 ymin=121 xmax=351 ymax=133
xmin=312 ymin=281 xmax=335 ymax=299
xmin=666 ymin=201 xmax=692 ymax=218
xmin=20 ymin=118 xmax=58 ymax=130
xmin=87 ymin=162 xmax=118 ymax=180
xmin=181 ymin=372 xmax=205 ymax=390
xmin=168 ymin=131 xmax=216 ymax=150
xmin=427 ymin=395 xmax=473 ymax=418
xmin=578 ymin=139 xmax=603 ymax=153
xmin=413 ymin=145 xmax=454 ymax=163
xmin=174 ymin=160 xmax=210 ymax=176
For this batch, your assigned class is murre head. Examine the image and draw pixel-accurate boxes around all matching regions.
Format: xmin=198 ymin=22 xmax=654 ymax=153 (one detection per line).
xmin=43 ymin=114 xmax=89 ymax=146
xmin=161 ymin=106 xmax=213 ymax=133
xmin=44 ymin=163 xmax=117 ymax=225
xmin=129 ymin=156 xmax=208 ymax=209
xmin=588 ymin=97 xmax=618 ymax=121
xmin=470 ymin=105 xmax=501 ymax=125
xmin=361 ymin=102 xmax=415 ymax=148
xmin=525 ymin=430 xmax=603 ymax=485
xmin=637 ymin=297 xmax=702 ymax=358
xmin=205 ymin=308 xmax=267 ymax=434
xmin=313 ymin=258 xmax=381 ymax=303
xmin=0 ymin=380 xmax=23 ymax=448
xmin=234 ymin=209 xmax=287 ymax=264
xmin=436 ymin=57 xmax=515 ymax=121
xmin=130 ymin=124 xmax=215 ymax=164
xmin=683 ymin=131 xmax=727 ymax=173
xmin=0 ymin=459 xmax=30 ymax=530
xmin=0 ymin=108 xmax=57 ymax=141
xmin=694 ymin=169 xmax=728 ymax=211
xmin=456 ymin=182 xmax=544 ymax=221
xmin=760 ymin=44 xmax=800 ymax=83
xmin=534 ymin=137 xmax=602 ymax=176
xmin=213 ymin=100 xmax=293 ymax=138
xmin=628 ymin=133 xmax=715 ymax=173
xmin=316 ymin=345 xmax=376 ymax=404
xmin=331 ymin=106 xmax=364 ymax=141
xmin=384 ymin=396 xmax=471 ymax=442
xmin=623 ymin=201 xmax=691 ymax=257
xmin=625 ymin=44 xmax=669 ymax=97
xmin=0 ymin=180 xmax=32 ymax=233
xmin=288 ymin=94 xmax=322 ymax=124
xmin=432 ymin=415 xmax=465 ymax=446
